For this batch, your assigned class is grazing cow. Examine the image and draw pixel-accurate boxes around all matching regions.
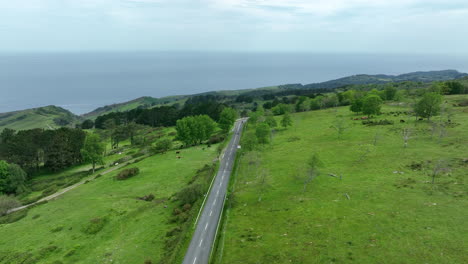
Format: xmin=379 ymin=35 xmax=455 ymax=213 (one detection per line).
xmin=176 ymin=151 xmax=180 ymax=154
xmin=418 ymin=118 xmax=424 ymax=121
xmin=400 ymin=120 xmax=405 ymax=123
xmin=177 ymin=156 xmax=181 ymax=159
xmin=361 ymin=116 xmax=369 ymax=120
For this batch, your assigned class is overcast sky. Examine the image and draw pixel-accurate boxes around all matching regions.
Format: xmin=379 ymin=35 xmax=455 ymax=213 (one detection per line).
xmin=1 ymin=0 xmax=467 ymax=53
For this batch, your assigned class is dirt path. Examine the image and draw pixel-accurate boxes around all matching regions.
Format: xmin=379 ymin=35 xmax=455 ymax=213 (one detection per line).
xmin=6 ymin=155 xmax=150 ymax=215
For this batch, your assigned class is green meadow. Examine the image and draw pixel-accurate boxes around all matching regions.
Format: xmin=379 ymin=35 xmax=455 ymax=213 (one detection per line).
xmin=216 ymin=95 xmax=468 ymax=263
xmin=0 ymin=143 xmax=218 ymax=264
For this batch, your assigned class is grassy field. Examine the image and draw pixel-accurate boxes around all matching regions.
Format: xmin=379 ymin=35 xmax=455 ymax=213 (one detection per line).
xmin=215 ymin=95 xmax=468 ymax=264
xmin=0 ymin=105 xmax=79 ymax=131
xmin=0 ymin=141 xmax=219 ymax=264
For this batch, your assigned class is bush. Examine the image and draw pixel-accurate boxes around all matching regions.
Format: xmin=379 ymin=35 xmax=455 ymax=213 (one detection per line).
xmin=137 ymin=194 xmax=155 ymax=201
xmin=0 ymin=209 xmax=27 ymax=224
xmin=50 ymin=226 xmax=64 ymax=233
xmin=82 ymin=217 xmax=108 ymax=235
xmin=362 ymin=119 xmax=394 ymax=126
xmin=115 ymin=168 xmax=140 ymax=180
xmin=182 ymin=203 xmax=192 ymax=212
xmin=208 ymin=134 xmax=225 ymax=145
xmin=166 ymin=227 xmax=182 ymax=237
xmin=0 ymin=195 xmax=21 ymax=216
xmin=176 ymin=184 xmax=203 ymax=205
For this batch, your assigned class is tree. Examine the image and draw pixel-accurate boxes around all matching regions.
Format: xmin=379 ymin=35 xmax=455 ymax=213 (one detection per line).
xmin=362 ymin=95 xmax=383 ymax=115
xmin=81 ymin=134 xmax=105 ymax=173
xmin=414 ymin=92 xmax=443 ymax=121
xmin=295 ymin=96 xmax=309 ymax=112
xmin=242 ymin=131 xmax=257 ymax=151
xmin=255 ymin=123 xmax=270 ymax=144
xmin=154 ymin=138 xmax=173 ymax=154
xmin=350 ymin=99 xmax=363 ymax=114
xmin=0 ymin=160 xmax=27 ymax=195
xmin=218 ymin=107 xmax=238 ymax=133
xmin=281 ymin=113 xmax=293 ymax=128
xmin=81 ymin=119 xmax=94 ymax=129
xmin=265 ymin=114 xmax=278 ymax=128
xmin=384 ymin=85 xmax=398 ymax=100
xmin=303 ymin=153 xmax=323 ymax=192
xmin=272 ymin=104 xmax=291 ymax=115
xmin=176 ymin=115 xmax=216 ymax=146
xmin=0 ymin=195 xmax=21 ymax=216
xmin=331 ymin=117 xmax=347 ymax=139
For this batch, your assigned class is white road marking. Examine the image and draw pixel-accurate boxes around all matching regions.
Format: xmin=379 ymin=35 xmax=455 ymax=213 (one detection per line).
xmin=213 ymin=198 xmax=217 ymax=205
xmin=205 ymin=223 xmax=208 ymax=230
xmin=193 ymin=257 xmax=197 ymax=264
xmin=210 ymin=210 xmax=213 ymax=216
xmin=199 ymin=239 xmax=203 ymax=247
xmin=217 ymin=189 xmax=219 ymax=195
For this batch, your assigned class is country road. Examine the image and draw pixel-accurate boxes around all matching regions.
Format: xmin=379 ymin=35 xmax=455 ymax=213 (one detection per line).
xmin=182 ymin=118 xmax=247 ymax=264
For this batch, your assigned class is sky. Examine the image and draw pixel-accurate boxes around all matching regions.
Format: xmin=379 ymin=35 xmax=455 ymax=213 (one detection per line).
xmin=0 ymin=0 xmax=468 ymax=53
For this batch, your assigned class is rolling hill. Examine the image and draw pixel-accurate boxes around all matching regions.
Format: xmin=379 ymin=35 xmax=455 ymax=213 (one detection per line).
xmin=0 ymin=105 xmax=80 ymax=131
xmin=1 ymin=70 xmax=466 ymax=131
xmin=81 ymin=96 xmax=186 ymax=120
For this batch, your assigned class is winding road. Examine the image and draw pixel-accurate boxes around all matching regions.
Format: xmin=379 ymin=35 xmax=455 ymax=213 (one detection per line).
xmin=182 ymin=118 xmax=247 ymax=264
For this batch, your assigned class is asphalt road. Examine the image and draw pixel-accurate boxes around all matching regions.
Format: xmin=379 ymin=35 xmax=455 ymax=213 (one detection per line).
xmin=182 ymin=118 xmax=247 ymax=264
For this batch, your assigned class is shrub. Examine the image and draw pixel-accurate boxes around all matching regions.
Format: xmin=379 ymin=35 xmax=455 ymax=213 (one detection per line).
xmin=0 ymin=209 xmax=27 ymax=224
xmin=175 ymin=184 xmax=203 ymax=205
xmin=0 ymin=195 xmax=21 ymax=216
xmin=182 ymin=203 xmax=192 ymax=212
xmin=137 ymin=194 xmax=155 ymax=201
xmin=166 ymin=227 xmax=182 ymax=237
xmin=50 ymin=226 xmax=64 ymax=233
xmin=115 ymin=168 xmax=140 ymax=180
xmin=81 ymin=217 xmax=108 ymax=235
xmin=362 ymin=119 xmax=394 ymax=126
xmin=208 ymin=134 xmax=225 ymax=145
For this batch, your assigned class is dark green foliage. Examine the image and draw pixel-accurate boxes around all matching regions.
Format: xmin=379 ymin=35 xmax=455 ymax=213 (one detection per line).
xmin=176 ymin=115 xmax=216 ymax=146
xmin=414 ymin=92 xmax=443 ymax=121
xmin=272 ymin=104 xmax=291 ymax=115
xmin=362 ymin=119 xmax=394 ymax=126
xmin=137 ymin=194 xmax=155 ymax=201
xmin=362 ymin=95 xmax=383 ymax=115
xmin=0 ymin=208 xmax=27 ymax=224
xmin=80 ymin=119 xmax=94 ymax=129
xmin=81 ymin=133 xmax=105 ymax=173
xmin=115 ymin=168 xmax=140 ymax=180
xmin=281 ymin=113 xmax=293 ymax=129
xmin=0 ymin=160 xmax=27 ymax=195
xmin=265 ymin=115 xmax=278 ymax=128
xmin=153 ymin=138 xmax=173 ymax=154
xmin=384 ymin=85 xmax=398 ymax=100
xmin=255 ymin=123 xmax=270 ymax=144
xmin=218 ymin=107 xmax=238 ymax=133
xmin=207 ymin=133 xmax=225 ymax=145
xmin=81 ymin=217 xmax=108 ymax=235
xmin=43 ymin=128 xmax=86 ymax=172
xmin=176 ymin=183 xmax=203 ymax=205
xmin=350 ymin=99 xmax=363 ymax=113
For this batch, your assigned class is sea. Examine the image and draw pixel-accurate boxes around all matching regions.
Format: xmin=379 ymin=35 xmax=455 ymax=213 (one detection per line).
xmin=1 ymin=52 xmax=467 ymax=115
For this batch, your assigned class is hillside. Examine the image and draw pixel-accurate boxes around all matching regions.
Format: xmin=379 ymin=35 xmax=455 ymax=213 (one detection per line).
xmin=213 ymin=94 xmax=468 ymax=263
xmin=82 ymin=70 xmax=467 ymax=120
xmin=1 ymin=70 xmax=466 ymax=131
xmin=303 ymin=69 xmax=468 ymax=90
xmin=0 ymin=105 xmax=80 ymax=131
xmin=82 ymin=96 xmax=185 ymax=120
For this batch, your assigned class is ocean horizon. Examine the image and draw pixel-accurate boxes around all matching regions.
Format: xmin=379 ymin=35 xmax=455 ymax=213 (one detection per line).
xmin=1 ymin=51 xmax=468 ymax=115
